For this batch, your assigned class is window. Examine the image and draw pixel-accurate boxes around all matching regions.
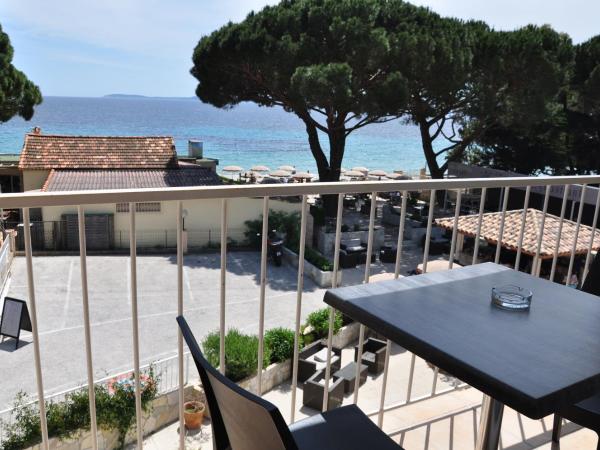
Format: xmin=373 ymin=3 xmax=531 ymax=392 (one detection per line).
xmin=116 ymin=202 xmax=161 ymax=213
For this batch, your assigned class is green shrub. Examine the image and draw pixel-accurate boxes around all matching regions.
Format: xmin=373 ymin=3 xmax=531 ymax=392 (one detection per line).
xmin=244 ymin=210 xmax=301 ymax=248
xmin=202 ymin=329 xmax=271 ymax=382
xmin=0 ymin=369 xmax=158 ymax=450
xmin=264 ymin=328 xmax=297 ymax=363
xmin=306 ymin=308 xmax=343 ymax=339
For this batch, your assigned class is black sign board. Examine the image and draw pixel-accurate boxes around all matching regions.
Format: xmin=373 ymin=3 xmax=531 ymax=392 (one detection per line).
xmin=0 ymin=297 xmax=32 ymax=349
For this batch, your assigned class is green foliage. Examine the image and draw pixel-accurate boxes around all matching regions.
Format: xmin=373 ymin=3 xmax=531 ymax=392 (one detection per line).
xmin=244 ymin=210 xmax=301 ymax=249
xmin=306 ymin=308 xmax=342 ymax=339
xmin=0 ymin=370 xmax=158 ymax=450
xmin=0 ymin=24 xmax=42 ymax=122
xmin=202 ymin=329 xmax=271 ymax=381
xmin=264 ymin=327 xmax=297 ymax=363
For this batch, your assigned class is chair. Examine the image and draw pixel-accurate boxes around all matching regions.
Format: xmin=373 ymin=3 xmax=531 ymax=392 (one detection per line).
xmin=552 ymin=253 xmax=600 ymax=449
xmin=297 ymin=340 xmax=342 ymax=383
xmin=177 ymin=316 xmax=404 ymax=450
xmin=302 ymin=370 xmax=345 ymax=411
xmin=354 ymin=337 xmax=387 ymax=374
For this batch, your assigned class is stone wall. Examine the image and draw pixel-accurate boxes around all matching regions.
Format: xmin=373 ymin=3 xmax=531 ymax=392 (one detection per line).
xmin=282 ymin=247 xmax=342 ymax=288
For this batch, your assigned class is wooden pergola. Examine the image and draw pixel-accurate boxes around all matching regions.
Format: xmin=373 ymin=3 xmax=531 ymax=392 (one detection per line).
xmin=435 ymin=208 xmax=600 ymax=274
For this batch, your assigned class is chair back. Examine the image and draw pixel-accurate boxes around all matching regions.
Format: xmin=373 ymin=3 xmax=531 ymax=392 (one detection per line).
xmin=582 ymin=252 xmax=600 ymax=296
xmin=177 ymin=316 xmax=298 ymax=450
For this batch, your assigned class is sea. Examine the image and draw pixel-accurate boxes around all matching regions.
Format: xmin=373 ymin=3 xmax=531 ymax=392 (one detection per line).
xmin=0 ymin=96 xmax=426 ymax=174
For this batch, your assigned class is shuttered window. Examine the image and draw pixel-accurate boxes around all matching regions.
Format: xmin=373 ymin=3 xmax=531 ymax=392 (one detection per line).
xmin=116 ymin=202 xmax=161 ymax=213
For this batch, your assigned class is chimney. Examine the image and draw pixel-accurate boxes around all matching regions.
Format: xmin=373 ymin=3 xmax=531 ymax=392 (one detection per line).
xmin=32 ymin=126 xmax=41 ymax=135
xmin=188 ymin=140 xmax=203 ymax=159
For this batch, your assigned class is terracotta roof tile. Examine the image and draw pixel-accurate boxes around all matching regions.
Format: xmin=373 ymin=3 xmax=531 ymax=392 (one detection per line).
xmin=435 ymin=208 xmax=600 ymax=259
xmin=42 ymin=168 xmax=221 ymax=191
xmin=19 ymin=134 xmax=177 ymax=169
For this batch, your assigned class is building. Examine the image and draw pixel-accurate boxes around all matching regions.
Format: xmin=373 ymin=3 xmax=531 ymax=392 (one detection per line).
xmin=12 ymin=131 xmax=299 ymax=251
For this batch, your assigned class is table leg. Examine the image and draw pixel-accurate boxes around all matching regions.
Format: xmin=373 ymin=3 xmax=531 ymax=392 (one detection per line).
xmin=475 ymin=395 xmax=504 ymax=450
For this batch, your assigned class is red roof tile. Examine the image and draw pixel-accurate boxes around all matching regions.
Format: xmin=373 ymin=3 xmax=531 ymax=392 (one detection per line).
xmin=42 ymin=168 xmax=222 ymax=191
xmin=19 ymin=134 xmax=177 ymax=170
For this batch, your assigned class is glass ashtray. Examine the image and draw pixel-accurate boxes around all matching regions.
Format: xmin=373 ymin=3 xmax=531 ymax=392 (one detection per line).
xmin=491 ymin=285 xmax=532 ymax=311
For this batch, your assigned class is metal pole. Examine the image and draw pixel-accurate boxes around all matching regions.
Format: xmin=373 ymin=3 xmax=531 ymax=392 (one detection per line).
xmin=394 ymin=191 xmax=408 ymax=278
xmin=514 ymin=186 xmax=531 ymax=270
xmin=472 ymin=188 xmax=488 ymax=265
xmin=77 ymin=206 xmax=98 ymax=450
xmin=322 ymin=193 xmax=344 ymax=411
xmin=495 ymin=187 xmax=510 ymax=264
xmin=550 ymin=186 xmax=570 ymax=281
xmin=566 ymin=185 xmax=587 ymax=285
xmin=475 ymin=395 xmax=504 ymax=450
xmin=583 ymin=189 xmax=600 ymax=282
xmin=23 ymin=208 xmax=49 ymax=450
xmin=176 ymin=201 xmax=185 ymax=450
xmin=257 ymin=197 xmax=269 ymax=393
xmin=448 ymin=190 xmax=462 ymax=269
xmin=290 ymin=195 xmax=308 ymax=422
xmin=129 ymin=203 xmax=143 ymax=448
xmin=532 ymin=186 xmax=551 ymax=276
xmin=219 ymin=199 xmax=228 ymax=374
xmin=422 ymin=190 xmax=436 ymax=273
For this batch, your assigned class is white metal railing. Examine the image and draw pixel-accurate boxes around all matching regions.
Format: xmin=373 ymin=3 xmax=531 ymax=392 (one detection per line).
xmin=1 ymin=174 xmax=600 ymax=449
xmin=0 ymin=234 xmax=13 ymax=294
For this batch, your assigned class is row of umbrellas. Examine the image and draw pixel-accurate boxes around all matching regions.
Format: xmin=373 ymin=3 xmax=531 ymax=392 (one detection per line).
xmin=222 ymin=165 xmax=409 ymax=181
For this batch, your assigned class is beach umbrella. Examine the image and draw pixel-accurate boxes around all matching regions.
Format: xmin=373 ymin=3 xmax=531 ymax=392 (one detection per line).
xmin=292 ymin=172 xmax=315 ymax=180
xmin=369 ymin=169 xmax=387 ymax=177
xmin=278 ymin=165 xmax=296 ymax=173
xmin=223 ymin=165 xmax=243 ymax=173
xmin=386 ymin=173 xmax=410 ymax=180
xmin=269 ymin=169 xmax=292 ymax=177
xmin=352 ymin=166 xmax=369 ymax=174
xmin=251 ymin=165 xmax=270 ymax=172
xmin=345 ymin=170 xmax=366 ymax=178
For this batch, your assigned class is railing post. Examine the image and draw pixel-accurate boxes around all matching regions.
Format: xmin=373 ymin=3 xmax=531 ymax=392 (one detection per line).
xmin=514 ymin=186 xmax=531 ymax=270
xmin=566 ymin=185 xmax=587 ymax=285
xmin=219 ymin=200 xmax=228 ymax=374
xmin=495 ymin=187 xmax=510 ymax=264
xmin=472 ymin=188 xmax=488 ymax=265
xmin=176 ymin=201 xmax=185 ymax=450
xmin=422 ymin=190 xmax=436 ymax=273
xmin=290 ymin=195 xmax=309 ymax=422
xmin=322 ymin=193 xmax=344 ymax=412
xmin=551 ymin=186 xmax=570 ymax=282
xmin=77 ymin=206 xmax=98 ymax=450
xmin=22 ymin=208 xmax=49 ymax=450
xmin=394 ymin=191 xmax=408 ymax=278
xmin=583 ymin=189 xmax=600 ymax=282
xmin=257 ymin=197 xmax=269 ymax=394
xmin=129 ymin=203 xmax=143 ymax=448
xmin=448 ymin=190 xmax=462 ymax=269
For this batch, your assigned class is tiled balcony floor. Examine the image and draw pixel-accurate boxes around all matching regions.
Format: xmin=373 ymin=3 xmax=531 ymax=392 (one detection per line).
xmin=141 ymin=344 xmax=597 ymax=449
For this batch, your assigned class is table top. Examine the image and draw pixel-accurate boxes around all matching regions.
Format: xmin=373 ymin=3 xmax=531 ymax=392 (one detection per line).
xmin=335 ymin=362 xmax=368 ymax=379
xmin=324 ymin=263 xmax=600 ymax=418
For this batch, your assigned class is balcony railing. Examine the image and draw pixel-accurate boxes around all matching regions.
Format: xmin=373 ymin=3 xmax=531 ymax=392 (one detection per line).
xmin=1 ymin=174 xmax=599 ymax=450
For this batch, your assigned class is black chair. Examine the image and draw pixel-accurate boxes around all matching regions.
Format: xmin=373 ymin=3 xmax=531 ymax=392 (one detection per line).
xmin=552 ymin=253 xmax=600 ymax=449
xmin=177 ymin=316 xmax=404 ymax=450
xmin=354 ymin=337 xmax=387 ymax=374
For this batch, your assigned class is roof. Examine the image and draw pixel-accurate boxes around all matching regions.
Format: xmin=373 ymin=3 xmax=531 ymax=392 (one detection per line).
xmin=435 ymin=208 xmax=600 ymax=259
xmin=42 ymin=167 xmax=221 ymax=192
xmin=19 ymin=134 xmax=177 ymax=170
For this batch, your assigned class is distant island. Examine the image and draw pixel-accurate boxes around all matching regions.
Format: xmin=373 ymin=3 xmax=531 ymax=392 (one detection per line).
xmin=104 ymin=94 xmax=195 ymax=100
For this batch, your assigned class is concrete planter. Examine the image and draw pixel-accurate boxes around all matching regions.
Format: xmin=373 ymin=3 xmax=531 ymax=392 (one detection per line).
xmin=282 ymin=247 xmax=342 ymax=288
xmin=26 ymin=386 xmax=194 ymax=450
xmin=238 ymin=359 xmax=292 ymax=395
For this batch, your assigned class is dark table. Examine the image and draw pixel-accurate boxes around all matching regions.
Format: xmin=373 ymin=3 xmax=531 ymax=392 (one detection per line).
xmin=334 ymin=362 xmax=368 ymax=394
xmin=324 ymin=262 xmax=600 ymax=450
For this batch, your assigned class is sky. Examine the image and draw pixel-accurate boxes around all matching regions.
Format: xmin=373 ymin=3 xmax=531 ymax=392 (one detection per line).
xmin=1 ymin=0 xmax=598 ymax=98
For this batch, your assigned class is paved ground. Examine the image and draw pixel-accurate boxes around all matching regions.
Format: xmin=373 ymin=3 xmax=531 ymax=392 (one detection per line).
xmin=0 ymin=249 xmax=426 ymax=411
xmin=0 ymin=252 xmax=331 ymax=410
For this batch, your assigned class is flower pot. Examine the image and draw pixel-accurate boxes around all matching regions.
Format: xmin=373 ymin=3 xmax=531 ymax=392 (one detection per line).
xmin=183 ymin=401 xmax=205 ymax=430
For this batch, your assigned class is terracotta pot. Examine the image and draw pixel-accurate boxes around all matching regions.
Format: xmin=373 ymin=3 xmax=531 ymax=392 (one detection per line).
xmin=183 ymin=401 xmax=205 ymax=430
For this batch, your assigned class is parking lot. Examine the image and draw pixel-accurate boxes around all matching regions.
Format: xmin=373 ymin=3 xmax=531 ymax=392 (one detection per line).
xmin=0 ymin=252 xmax=329 ymax=410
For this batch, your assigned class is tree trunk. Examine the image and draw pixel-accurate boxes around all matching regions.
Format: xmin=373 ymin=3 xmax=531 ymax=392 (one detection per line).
xmin=418 ymin=119 xmax=448 ymax=206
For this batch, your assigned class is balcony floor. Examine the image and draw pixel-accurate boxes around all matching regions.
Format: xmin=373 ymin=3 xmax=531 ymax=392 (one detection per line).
xmin=141 ymin=344 xmax=597 ymax=450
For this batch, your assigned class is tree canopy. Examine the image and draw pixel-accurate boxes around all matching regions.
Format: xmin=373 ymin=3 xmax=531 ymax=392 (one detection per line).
xmin=192 ymin=0 xmax=586 ymax=187
xmin=192 ymin=0 xmax=412 ymax=192
xmin=0 ymin=24 xmax=42 ymax=123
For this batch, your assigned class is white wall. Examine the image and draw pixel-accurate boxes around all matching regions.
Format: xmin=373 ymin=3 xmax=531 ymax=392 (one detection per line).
xmin=41 ymin=198 xmax=302 ymax=249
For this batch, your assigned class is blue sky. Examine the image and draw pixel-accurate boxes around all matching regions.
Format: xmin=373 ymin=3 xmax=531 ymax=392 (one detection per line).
xmin=1 ymin=0 xmax=598 ymax=97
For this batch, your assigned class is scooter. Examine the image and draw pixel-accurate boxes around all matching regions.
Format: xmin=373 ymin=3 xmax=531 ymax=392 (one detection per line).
xmin=267 ymin=230 xmax=283 ymax=266
xmin=256 ymin=230 xmax=284 ymax=266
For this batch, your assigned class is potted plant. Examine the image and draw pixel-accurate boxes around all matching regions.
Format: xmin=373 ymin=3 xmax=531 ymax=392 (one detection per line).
xmin=184 ymin=400 xmax=206 ymax=430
